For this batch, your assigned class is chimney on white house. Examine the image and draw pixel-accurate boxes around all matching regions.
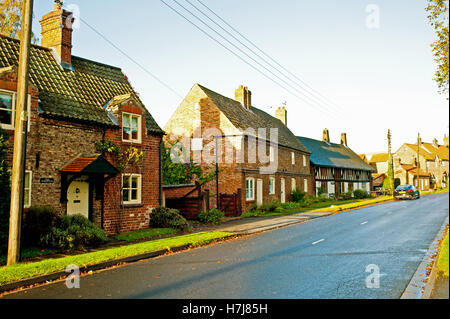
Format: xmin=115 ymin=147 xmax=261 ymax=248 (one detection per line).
xmin=323 ymin=129 xmax=330 ymax=143
xmin=235 ymin=85 xmax=252 ymax=109
xmin=275 ymin=106 xmax=287 ymax=126
xmin=341 ymin=133 xmax=348 ymax=146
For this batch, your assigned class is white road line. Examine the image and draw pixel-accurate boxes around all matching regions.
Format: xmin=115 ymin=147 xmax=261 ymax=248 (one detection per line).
xmin=361 ymin=221 xmax=368 ymax=225
xmin=312 ymin=239 xmax=325 ymax=245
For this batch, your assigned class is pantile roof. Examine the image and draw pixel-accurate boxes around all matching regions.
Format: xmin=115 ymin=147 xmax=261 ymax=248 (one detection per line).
xmin=0 ymin=35 xmax=162 ymax=134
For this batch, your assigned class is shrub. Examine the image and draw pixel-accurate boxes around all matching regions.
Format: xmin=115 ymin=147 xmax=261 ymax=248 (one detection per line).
xmin=198 ymin=208 xmax=225 ymax=225
xmin=40 ymin=215 xmax=107 ymax=251
xmin=150 ymin=207 xmax=190 ymax=232
xmin=260 ymin=200 xmax=279 ymax=212
xmin=291 ymin=189 xmax=306 ymax=203
xmin=353 ymin=189 xmax=370 ymax=199
xmin=248 ymin=203 xmax=258 ymax=212
xmin=22 ymin=206 xmax=60 ymax=248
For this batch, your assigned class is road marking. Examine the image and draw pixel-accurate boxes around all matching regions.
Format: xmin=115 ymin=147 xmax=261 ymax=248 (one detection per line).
xmin=361 ymin=221 xmax=368 ymax=225
xmin=312 ymin=239 xmax=325 ymax=245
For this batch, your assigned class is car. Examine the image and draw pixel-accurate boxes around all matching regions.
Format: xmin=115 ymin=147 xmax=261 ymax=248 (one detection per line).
xmin=393 ymin=184 xmax=420 ymax=200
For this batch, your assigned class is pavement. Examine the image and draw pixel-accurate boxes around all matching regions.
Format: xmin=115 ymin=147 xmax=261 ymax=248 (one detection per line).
xmin=2 ymin=192 xmax=448 ymax=299
xmin=192 ymin=212 xmax=332 ymax=235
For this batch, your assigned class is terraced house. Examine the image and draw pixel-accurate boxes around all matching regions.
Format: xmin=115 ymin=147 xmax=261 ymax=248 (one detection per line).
xmin=297 ymin=129 xmax=375 ymax=196
xmin=163 ymin=84 xmax=313 ymax=214
xmin=0 ymin=3 xmax=163 ymax=235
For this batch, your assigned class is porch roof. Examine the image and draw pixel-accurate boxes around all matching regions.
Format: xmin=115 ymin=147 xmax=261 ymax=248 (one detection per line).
xmin=60 ymin=155 xmax=118 ymax=175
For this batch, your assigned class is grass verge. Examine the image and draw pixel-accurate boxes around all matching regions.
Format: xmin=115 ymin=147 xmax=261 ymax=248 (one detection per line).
xmin=437 ymin=230 xmax=449 ymax=278
xmin=111 ymin=228 xmax=180 ymax=242
xmin=0 ymin=231 xmax=234 ymax=286
xmin=242 ymin=196 xmax=392 ymax=218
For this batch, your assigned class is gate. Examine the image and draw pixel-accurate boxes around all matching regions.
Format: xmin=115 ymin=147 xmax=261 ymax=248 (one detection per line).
xmin=219 ymin=188 xmax=242 ymax=217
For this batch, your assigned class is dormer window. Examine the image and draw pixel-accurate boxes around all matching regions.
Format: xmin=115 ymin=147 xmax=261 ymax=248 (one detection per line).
xmin=122 ymin=112 xmax=141 ymax=143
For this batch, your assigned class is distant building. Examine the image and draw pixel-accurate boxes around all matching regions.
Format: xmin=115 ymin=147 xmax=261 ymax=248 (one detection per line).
xmin=394 ymin=136 xmax=449 ymax=189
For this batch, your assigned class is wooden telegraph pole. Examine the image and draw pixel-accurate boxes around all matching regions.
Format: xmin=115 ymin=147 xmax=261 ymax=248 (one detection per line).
xmin=7 ymin=0 xmax=34 ymax=266
xmin=387 ymin=130 xmax=394 ymax=192
xmin=417 ymin=133 xmax=421 ymax=191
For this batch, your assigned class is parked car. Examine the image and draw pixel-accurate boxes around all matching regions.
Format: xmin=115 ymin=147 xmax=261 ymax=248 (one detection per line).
xmin=393 ymin=185 xmax=420 ymax=200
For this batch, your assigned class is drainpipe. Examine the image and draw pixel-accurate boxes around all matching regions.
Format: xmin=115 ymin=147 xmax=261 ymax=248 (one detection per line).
xmin=159 ymin=137 xmax=162 ymax=206
xmin=100 ymin=126 xmax=106 ymax=230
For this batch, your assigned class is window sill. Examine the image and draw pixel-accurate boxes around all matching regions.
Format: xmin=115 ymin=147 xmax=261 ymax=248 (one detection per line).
xmin=121 ymin=139 xmax=142 ymax=145
xmin=121 ymin=203 xmax=143 ymax=208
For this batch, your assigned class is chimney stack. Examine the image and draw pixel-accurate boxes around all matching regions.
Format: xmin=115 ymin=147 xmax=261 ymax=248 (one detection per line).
xmin=433 ymin=138 xmax=439 ymax=148
xmin=275 ymin=106 xmax=287 ymax=126
xmin=40 ymin=1 xmax=74 ymax=68
xmin=323 ymin=129 xmax=330 ymax=143
xmin=340 ymin=133 xmax=347 ymax=146
xmin=235 ymin=85 xmax=252 ymax=109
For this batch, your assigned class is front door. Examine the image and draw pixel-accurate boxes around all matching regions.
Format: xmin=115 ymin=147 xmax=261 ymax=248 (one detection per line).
xmin=67 ymin=176 xmax=89 ymax=219
xmin=257 ymin=179 xmax=263 ymax=206
xmin=280 ymin=178 xmax=286 ymax=203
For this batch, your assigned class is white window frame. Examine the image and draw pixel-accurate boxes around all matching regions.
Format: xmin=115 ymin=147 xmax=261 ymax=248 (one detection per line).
xmin=0 ymin=89 xmax=31 ymax=131
xmin=246 ymin=177 xmax=255 ymax=201
xmin=269 ymin=176 xmax=276 ymax=195
xmin=291 ymin=178 xmax=296 ymax=192
xmin=303 ymin=155 xmax=307 ymax=167
xmin=24 ymin=170 xmax=32 ymax=208
xmin=122 ymin=112 xmax=142 ymax=144
xmin=269 ymin=146 xmax=274 ymax=163
xmin=304 ymin=179 xmax=308 ymax=193
xmin=122 ymin=173 xmax=142 ymax=204
xmin=291 ymin=152 xmax=295 ymax=165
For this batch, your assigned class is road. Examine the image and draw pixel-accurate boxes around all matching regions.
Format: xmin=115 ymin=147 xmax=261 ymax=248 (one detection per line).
xmin=3 ymin=193 xmax=449 ymax=299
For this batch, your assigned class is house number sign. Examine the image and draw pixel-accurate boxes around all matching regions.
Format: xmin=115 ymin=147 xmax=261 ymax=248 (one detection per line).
xmin=40 ymin=178 xmax=54 ymax=184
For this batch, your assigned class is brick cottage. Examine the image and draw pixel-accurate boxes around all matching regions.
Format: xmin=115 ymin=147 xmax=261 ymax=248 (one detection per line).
xmin=0 ymin=3 xmax=163 ymax=235
xmin=164 ymin=83 xmax=314 ymax=214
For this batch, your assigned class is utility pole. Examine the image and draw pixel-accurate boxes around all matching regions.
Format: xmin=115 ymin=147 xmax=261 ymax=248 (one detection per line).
xmin=387 ymin=129 xmax=394 ymax=193
xmin=417 ymin=133 xmax=421 ymax=191
xmin=7 ymin=0 xmax=34 ymax=266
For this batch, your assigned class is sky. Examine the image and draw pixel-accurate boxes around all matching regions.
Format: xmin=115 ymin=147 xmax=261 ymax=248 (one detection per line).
xmin=30 ymin=0 xmax=449 ymax=154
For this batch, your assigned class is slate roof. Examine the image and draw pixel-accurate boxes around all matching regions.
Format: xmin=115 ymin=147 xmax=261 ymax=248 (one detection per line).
xmin=197 ymin=84 xmax=310 ymax=153
xmin=296 ymin=136 xmax=375 ymax=171
xmin=0 ymin=34 xmax=163 ymax=134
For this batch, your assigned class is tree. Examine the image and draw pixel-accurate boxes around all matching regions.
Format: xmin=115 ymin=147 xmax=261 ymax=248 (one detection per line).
xmin=426 ymin=0 xmax=449 ymax=95
xmin=0 ymin=0 xmax=37 ymax=42
xmin=162 ymin=140 xmax=215 ymax=186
